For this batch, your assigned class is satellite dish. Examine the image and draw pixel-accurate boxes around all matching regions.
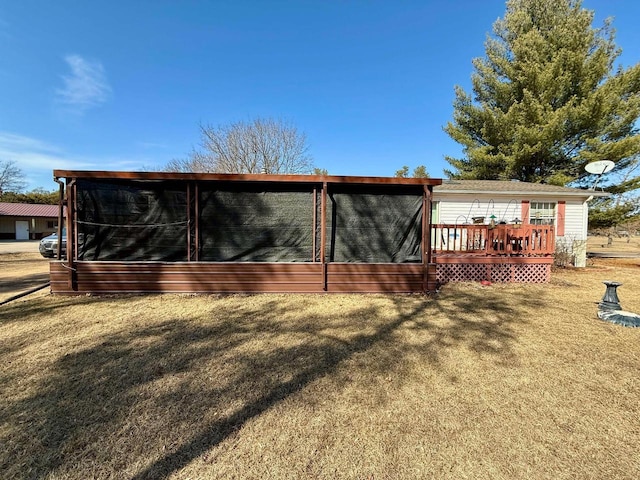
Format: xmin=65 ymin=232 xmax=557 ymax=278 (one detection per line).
xmin=585 ymin=160 xmax=614 ymax=190
xmin=585 ymin=160 xmax=614 ymax=174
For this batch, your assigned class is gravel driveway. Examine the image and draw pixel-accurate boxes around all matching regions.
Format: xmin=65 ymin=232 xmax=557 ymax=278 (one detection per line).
xmin=0 ymin=240 xmax=41 ymax=254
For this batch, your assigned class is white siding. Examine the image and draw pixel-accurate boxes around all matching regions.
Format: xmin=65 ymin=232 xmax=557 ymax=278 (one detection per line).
xmin=561 ymin=200 xmax=587 ymax=241
xmin=558 ymin=199 xmax=589 ymax=267
xmin=432 ymin=194 xmax=521 ymax=225
xmin=433 ymin=192 xmax=592 ymax=267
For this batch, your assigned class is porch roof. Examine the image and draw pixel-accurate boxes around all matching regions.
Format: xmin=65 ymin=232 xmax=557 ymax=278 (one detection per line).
xmin=53 ymin=170 xmax=442 ymax=187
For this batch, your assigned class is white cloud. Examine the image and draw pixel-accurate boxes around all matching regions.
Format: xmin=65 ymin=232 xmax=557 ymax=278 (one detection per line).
xmin=0 ymin=132 xmax=153 ymax=190
xmin=55 ymin=54 xmax=111 ymax=113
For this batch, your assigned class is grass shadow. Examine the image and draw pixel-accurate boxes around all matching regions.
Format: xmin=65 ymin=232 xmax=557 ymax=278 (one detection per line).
xmin=2 ymin=289 xmax=532 ymax=479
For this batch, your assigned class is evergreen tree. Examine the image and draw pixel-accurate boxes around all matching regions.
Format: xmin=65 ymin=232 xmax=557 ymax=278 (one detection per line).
xmin=412 ymin=165 xmax=430 ymax=178
xmin=444 ymin=0 xmax=640 ymax=187
xmin=394 ymin=166 xmax=410 ymax=178
xmin=394 ymin=165 xmax=429 ymax=178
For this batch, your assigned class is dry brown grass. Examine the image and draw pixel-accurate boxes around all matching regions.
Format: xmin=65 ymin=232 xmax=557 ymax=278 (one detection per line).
xmin=587 ymin=234 xmax=640 ymax=253
xmin=1 ymin=255 xmax=639 ymax=479
xmin=0 ymin=252 xmax=50 ymax=303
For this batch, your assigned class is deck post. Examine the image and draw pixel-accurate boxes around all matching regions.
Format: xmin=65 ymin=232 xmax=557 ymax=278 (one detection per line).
xmin=194 ymin=182 xmax=200 ymax=261
xmin=56 ymin=179 xmax=64 ymax=259
xmin=321 ymin=182 xmax=327 ymax=290
xmin=312 ymin=187 xmax=317 ymax=262
xmin=66 ymin=179 xmax=77 ymax=291
xmin=422 ymin=185 xmax=432 ymax=292
xmin=187 ymin=182 xmax=192 ymax=261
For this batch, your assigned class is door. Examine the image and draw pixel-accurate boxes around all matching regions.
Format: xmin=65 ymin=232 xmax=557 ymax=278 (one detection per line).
xmin=15 ymin=220 xmax=29 ymax=240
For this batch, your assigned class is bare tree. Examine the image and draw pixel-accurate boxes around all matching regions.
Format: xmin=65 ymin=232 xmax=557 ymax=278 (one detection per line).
xmin=166 ymin=117 xmax=314 ymax=174
xmin=0 ymin=160 xmax=26 ymax=196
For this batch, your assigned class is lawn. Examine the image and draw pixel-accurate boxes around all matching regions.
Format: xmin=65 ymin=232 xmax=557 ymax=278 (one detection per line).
xmin=1 ymin=253 xmax=639 ymax=479
xmin=0 ymin=252 xmax=49 ymax=303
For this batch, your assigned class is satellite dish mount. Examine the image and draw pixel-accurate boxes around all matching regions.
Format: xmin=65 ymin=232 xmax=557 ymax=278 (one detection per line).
xmin=585 ymin=160 xmax=614 ymax=190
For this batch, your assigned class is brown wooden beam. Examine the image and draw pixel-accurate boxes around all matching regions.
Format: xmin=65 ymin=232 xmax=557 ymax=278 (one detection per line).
xmin=66 ymin=179 xmax=77 ymax=291
xmin=187 ymin=182 xmax=192 ymax=261
xmin=56 ymin=179 xmax=64 ymax=259
xmin=194 ymin=182 xmax=200 ymax=262
xmin=312 ymin=187 xmax=317 ymax=262
xmin=52 ymin=169 xmax=442 ymax=187
xmin=321 ymin=182 xmax=327 ymax=290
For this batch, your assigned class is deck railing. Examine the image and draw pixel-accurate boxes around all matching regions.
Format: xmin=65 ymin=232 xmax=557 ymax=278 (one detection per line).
xmin=431 ymin=223 xmax=555 ymax=257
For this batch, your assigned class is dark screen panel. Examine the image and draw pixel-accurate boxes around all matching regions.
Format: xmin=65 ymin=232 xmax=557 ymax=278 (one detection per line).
xmin=326 ymin=186 xmax=423 ymax=263
xmin=76 ymin=179 xmax=188 ymax=261
xmin=199 ymin=185 xmax=315 ymax=262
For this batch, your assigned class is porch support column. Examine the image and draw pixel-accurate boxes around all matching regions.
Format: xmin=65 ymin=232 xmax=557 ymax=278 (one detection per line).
xmin=66 ymin=179 xmax=77 ymax=291
xmin=312 ymin=186 xmax=317 ymax=262
xmin=56 ymin=178 xmax=64 ymax=259
xmin=321 ymin=182 xmax=327 ymax=291
xmin=187 ymin=182 xmax=192 ymax=261
xmin=422 ymin=184 xmax=433 ymax=293
xmin=194 ymin=182 xmax=200 ymax=261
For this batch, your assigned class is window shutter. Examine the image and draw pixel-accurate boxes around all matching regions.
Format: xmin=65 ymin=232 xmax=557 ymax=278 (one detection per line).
xmin=521 ymin=200 xmax=530 ymax=223
xmin=557 ymin=201 xmax=566 ymax=236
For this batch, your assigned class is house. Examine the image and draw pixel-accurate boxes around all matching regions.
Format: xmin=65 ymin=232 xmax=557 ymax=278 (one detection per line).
xmin=48 ymin=171 xmax=598 ymax=295
xmin=0 ymin=202 xmax=63 ymax=240
xmin=432 ymin=180 xmax=608 ymax=268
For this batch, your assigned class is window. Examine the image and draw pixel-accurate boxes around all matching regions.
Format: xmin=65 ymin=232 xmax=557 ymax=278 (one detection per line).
xmin=47 ymin=220 xmax=58 ymax=229
xmin=529 ymin=202 xmax=555 ymax=225
xmin=431 ymin=201 xmax=440 ymax=224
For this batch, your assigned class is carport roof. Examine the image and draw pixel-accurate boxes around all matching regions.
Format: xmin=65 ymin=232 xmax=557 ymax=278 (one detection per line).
xmin=0 ymin=202 xmax=62 ymax=218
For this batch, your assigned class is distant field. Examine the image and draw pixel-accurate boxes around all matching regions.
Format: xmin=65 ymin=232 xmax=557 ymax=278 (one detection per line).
xmin=587 ymin=234 xmax=640 ymax=253
xmin=1 ymin=253 xmax=639 ymax=479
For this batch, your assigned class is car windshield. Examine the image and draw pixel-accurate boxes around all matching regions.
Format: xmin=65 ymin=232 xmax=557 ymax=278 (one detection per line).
xmin=47 ymin=228 xmax=66 ymax=239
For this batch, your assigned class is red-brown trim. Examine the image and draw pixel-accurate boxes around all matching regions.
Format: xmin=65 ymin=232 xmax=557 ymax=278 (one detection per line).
xmin=421 ymin=186 xmax=429 ymax=291
xmin=557 ymin=201 xmax=566 ymax=236
xmin=321 ymin=182 xmax=328 ymax=290
xmin=434 ymin=256 xmax=553 ymax=265
xmin=66 ymin=180 xmax=76 ymax=290
xmin=56 ymin=180 xmax=64 ymax=259
xmin=187 ymin=182 xmax=192 ymax=261
xmin=194 ymin=182 xmax=200 ymax=261
xmin=521 ymin=200 xmax=530 ymax=223
xmin=312 ymin=187 xmax=317 ymax=262
xmin=50 ymin=261 xmax=436 ymax=294
xmin=53 ymin=170 xmax=442 ymax=187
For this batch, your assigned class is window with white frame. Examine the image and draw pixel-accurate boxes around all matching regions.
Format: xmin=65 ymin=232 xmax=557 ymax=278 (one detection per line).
xmin=431 ymin=201 xmax=440 ymax=224
xmin=529 ymin=202 xmax=555 ymax=225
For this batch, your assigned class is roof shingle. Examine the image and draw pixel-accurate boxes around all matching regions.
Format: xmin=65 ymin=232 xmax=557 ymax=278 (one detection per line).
xmin=434 ymin=180 xmax=606 ymax=197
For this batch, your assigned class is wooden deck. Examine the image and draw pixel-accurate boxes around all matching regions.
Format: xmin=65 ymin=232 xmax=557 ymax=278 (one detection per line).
xmin=431 ymin=223 xmax=555 ymax=257
xmin=432 ymin=224 xmax=554 ymax=283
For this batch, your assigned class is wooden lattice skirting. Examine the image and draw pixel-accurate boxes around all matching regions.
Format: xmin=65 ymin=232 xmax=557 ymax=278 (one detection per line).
xmin=435 ymin=257 xmax=552 ymax=283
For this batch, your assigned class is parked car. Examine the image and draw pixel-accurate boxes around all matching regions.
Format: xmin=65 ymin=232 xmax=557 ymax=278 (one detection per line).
xmin=39 ymin=229 xmax=67 ymax=258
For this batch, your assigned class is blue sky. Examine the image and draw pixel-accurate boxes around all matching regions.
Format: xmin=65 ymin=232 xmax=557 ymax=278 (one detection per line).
xmin=1 ymin=0 xmax=639 ymax=191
